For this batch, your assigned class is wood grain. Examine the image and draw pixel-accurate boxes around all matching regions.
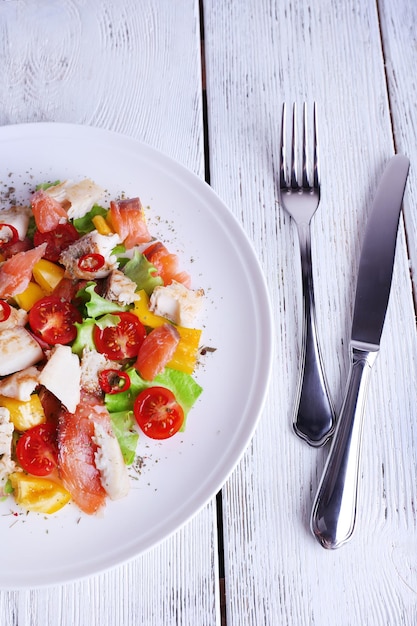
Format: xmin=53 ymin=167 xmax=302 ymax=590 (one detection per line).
xmin=1 ymin=0 xmax=417 ymax=623
xmin=0 ymin=1 xmax=220 ymax=625
xmin=378 ymin=0 xmax=417 ymax=305
xmin=203 ymin=0 xmax=417 ymax=624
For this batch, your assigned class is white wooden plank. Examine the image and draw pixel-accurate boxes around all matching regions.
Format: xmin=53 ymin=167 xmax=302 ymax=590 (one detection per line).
xmin=203 ymin=0 xmax=417 ymax=624
xmin=0 ymin=0 xmax=204 ymax=171
xmin=378 ymin=0 xmax=417 ymax=304
xmin=0 ymin=1 xmax=220 ymax=625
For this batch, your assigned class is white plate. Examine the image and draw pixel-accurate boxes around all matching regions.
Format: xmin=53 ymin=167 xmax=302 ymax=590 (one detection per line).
xmin=0 ymin=123 xmax=273 ymax=588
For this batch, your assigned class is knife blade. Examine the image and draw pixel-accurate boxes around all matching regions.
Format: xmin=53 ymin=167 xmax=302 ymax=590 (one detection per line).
xmin=310 ymin=154 xmax=410 ymax=549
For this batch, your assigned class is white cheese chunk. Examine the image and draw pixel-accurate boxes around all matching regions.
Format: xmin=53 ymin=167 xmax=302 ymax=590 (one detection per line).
xmin=59 ymin=230 xmax=121 ymax=280
xmin=149 ymin=281 xmax=204 ymax=327
xmin=45 ymin=178 xmax=105 ymax=220
xmin=104 ymin=269 xmax=139 ymax=305
xmin=0 ymin=205 xmax=32 ymax=240
xmin=0 ymin=407 xmax=16 ymax=490
xmin=80 ymin=347 xmax=120 ymax=395
xmin=39 ymin=345 xmax=81 ymax=413
xmin=93 ymin=422 xmax=130 ymax=500
xmin=0 ymin=366 xmax=40 ymax=401
xmin=0 ymin=327 xmax=43 ymax=376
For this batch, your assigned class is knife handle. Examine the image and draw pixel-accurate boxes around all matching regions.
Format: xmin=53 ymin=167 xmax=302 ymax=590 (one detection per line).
xmin=310 ymin=345 xmax=378 ymax=549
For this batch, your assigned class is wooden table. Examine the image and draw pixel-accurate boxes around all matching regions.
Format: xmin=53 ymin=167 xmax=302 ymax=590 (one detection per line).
xmin=1 ymin=1 xmax=417 ymax=624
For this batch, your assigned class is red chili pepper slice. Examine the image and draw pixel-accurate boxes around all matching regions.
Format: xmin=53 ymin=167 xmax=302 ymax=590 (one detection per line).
xmin=0 ymin=223 xmax=19 ymax=246
xmin=98 ymin=369 xmax=131 ymax=394
xmin=0 ymin=300 xmax=11 ymax=322
xmin=77 ymin=253 xmax=105 ymax=272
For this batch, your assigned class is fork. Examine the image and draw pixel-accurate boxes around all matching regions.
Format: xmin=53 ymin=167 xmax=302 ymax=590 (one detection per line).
xmin=279 ymin=102 xmax=335 ymax=447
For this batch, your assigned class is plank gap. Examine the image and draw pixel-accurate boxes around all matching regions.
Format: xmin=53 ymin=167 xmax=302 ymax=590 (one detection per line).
xmin=375 ymin=0 xmax=396 ymax=152
xmin=200 ymin=3 xmax=225 ymax=623
xmin=216 ymin=491 xmax=227 ymax=626
xmin=199 ymin=0 xmax=211 ymax=185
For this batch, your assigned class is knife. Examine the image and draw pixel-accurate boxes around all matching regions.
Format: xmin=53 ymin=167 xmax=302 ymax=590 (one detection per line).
xmin=310 ymin=154 xmax=410 ymax=549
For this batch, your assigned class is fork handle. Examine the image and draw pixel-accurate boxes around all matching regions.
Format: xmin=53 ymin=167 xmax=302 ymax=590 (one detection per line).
xmin=294 ymin=222 xmax=335 ymax=447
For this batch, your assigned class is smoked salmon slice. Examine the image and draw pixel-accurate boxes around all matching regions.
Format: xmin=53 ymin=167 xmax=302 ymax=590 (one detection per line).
xmin=31 ymin=189 xmax=68 ymax=233
xmin=0 ymin=243 xmax=47 ymax=299
xmin=109 ymin=197 xmax=152 ymax=248
xmin=135 ymin=323 xmax=180 ymax=381
xmin=57 ymin=392 xmax=109 ymax=515
xmin=143 ymin=242 xmax=191 ymax=287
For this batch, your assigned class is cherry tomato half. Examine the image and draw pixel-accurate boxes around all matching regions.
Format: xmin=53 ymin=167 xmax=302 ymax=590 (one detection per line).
xmin=29 ymin=295 xmax=82 ymax=345
xmin=98 ymin=369 xmax=131 ymax=394
xmin=133 ymin=386 xmax=184 ymax=440
xmin=33 ymin=223 xmax=80 ymax=262
xmin=93 ymin=312 xmax=146 ymax=361
xmin=16 ymin=423 xmax=58 ymax=476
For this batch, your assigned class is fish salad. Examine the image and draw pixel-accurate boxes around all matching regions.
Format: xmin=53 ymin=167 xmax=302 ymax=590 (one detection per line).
xmin=0 ymin=179 xmax=204 ymax=516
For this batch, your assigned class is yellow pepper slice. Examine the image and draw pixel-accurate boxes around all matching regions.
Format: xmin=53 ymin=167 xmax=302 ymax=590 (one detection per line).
xmin=132 ymin=290 xmax=167 ymax=328
xmin=13 ymin=281 xmax=46 ymax=310
xmin=0 ymin=394 xmax=46 ymax=431
xmin=32 ymin=259 xmax=65 ymax=294
xmin=92 ymin=215 xmax=114 ymax=235
xmin=132 ymin=291 xmax=202 ymax=374
xmin=167 ymin=326 xmax=202 ymax=374
xmin=9 ymin=473 xmax=71 ymax=514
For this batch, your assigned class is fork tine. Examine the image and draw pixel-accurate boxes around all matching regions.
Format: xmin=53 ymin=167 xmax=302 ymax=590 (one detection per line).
xmin=302 ymin=102 xmax=309 ymax=188
xmin=313 ymin=101 xmax=319 ymax=189
xmin=281 ymin=102 xmax=319 ymax=191
xmin=290 ymin=103 xmax=298 ymax=189
xmin=280 ymin=103 xmax=287 ymax=188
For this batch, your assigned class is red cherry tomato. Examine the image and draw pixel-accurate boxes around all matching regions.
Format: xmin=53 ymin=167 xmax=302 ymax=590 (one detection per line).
xmin=78 ymin=253 xmax=105 ymax=272
xmin=29 ymin=295 xmax=82 ymax=345
xmin=16 ymin=423 xmax=59 ymax=476
xmin=98 ymin=369 xmax=131 ymax=394
xmin=33 ymin=223 xmax=79 ymax=262
xmin=0 ymin=236 xmax=33 ymax=259
xmin=93 ymin=312 xmax=146 ymax=361
xmin=133 ymin=386 xmax=184 ymax=439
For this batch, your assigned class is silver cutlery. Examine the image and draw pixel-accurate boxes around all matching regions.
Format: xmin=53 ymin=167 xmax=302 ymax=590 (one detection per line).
xmin=279 ymin=102 xmax=335 ymax=447
xmin=310 ymin=155 xmax=410 ymax=549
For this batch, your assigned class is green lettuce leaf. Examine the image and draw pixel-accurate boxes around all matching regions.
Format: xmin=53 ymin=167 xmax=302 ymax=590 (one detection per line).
xmin=36 ymin=180 xmax=61 ymax=190
xmin=123 ymin=250 xmax=163 ymax=295
xmin=154 ymin=368 xmax=203 ymax=416
xmin=73 ymin=204 xmax=108 ymax=235
xmin=71 ymin=318 xmax=96 ymax=356
xmin=94 ymin=313 xmax=121 ymax=330
xmin=76 ymin=282 xmax=129 ymax=318
xmin=109 ymin=411 xmax=139 ymax=465
xmin=26 ymin=215 xmax=37 ymax=240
